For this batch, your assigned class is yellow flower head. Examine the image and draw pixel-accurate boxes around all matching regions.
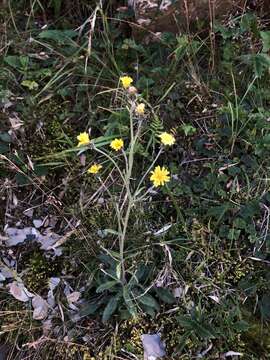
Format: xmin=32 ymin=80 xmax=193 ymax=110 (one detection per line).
xmin=135 ymin=103 xmax=145 ymax=115
xmin=150 ymin=166 xmax=170 ymax=187
xmin=159 ymin=132 xmax=176 ymax=146
xmin=110 ymin=138 xmax=124 ymax=151
xmin=120 ymin=76 xmax=133 ymax=89
xmin=88 ymin=163 xmax=102 ymax=174
xmin=77 ymin=132 xmax=90 ymax=147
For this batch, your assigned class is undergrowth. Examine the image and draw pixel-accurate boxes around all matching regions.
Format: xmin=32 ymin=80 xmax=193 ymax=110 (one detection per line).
xmin=0 ymin=1 xmax=270 ymax=359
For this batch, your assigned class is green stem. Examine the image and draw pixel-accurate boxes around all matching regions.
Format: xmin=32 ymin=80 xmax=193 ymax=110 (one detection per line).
xmin=166 ymin=185 xmax=187 ymax=232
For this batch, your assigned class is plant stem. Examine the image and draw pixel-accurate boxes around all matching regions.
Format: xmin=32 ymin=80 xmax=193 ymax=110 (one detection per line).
xmin=166 ymin=185 xmax=187 ymax=232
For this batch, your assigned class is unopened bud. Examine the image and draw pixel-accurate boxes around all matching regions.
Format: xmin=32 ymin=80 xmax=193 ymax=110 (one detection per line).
xmin=127 ymin=86 xmax=138 ymax=95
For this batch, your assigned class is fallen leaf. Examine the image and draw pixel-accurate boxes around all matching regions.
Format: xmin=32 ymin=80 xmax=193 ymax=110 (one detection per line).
xmin=23 ymin=208 xmax=34 ymax=218
xmin=5 ymin=227 xmax=39 ymax=246
xmin=209 ymin=295 xmax=220 ymax=304
xmin=42 ymin=319 xmax=52 ymax=335
xmin=141 ymin=334 xmax=166 ymax=359
xmin=9 ymin=114 xmax=23 ymax=130
xmin=153 ymin=224 xmax=172 ymax=237
xmin=32 ymin=296 xmax=49 ymax=320
xmin=8 ymin=282 xmax=34 ymax=302
xmin=33 ymin=219 xmax=43 ymax=229
xmin=222 ymin=351 xmax=243 ymax=357
xmin=67 ymin=291 xmax=81 ymax=304
xmin=173 ymin=287 xmax=184 ymax=298
xmin=47 ymin=277 xmax=60 ymax=307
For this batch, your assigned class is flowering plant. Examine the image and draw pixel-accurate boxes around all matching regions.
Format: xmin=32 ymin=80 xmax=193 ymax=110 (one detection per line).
xmin=75 ymin=76 xmax=179 ymax=320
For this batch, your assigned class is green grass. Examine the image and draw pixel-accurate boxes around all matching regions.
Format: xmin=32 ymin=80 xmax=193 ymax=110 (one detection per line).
xmin=0 ymin=2 xmax=270 ymax=359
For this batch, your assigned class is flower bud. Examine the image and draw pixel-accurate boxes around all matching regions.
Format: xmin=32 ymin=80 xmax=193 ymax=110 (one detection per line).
xmin=127 ymin=86 xmax=138 ymax=95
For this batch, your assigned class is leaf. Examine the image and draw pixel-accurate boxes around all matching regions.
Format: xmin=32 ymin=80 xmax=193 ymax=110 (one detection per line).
xmin=38 ymin=30 xmax=77 ymax=44
xmin=141 ymin=334 xmax=166 ymax=358
xmin=21 ymin=80 xmax=39 ymax=90
xmin=259 ymin=294 xmax=270 ymax=320
xmin=223 ymin=351 xmax=243 ymax=357
xmin=0 ymin=132 xmax=11 ymax=143
xmin=8 ymin=282 xmax=34 ymax=302
xmin=207 ymin=203 xmax=232 ymax=221
xmin=193 ymin=320 xmax=216 ymax=339
xmin=32 ymin=296 xmax=49 ymax=320
xmin=0 ymin=143 xmax=9 ymax=154
xmin=155 ymin=287 xmax=175 ymax=304
xmin=181 ymin=124 xmax=196 ymax=136
xmin=66 ymin=291 xmax=81 ymax=304
xmin=102 ymin=295 xmax=120 ymax=323
xmin=79 ymin=302 xmax=100 ymax=317
xmin=97 ymin=228 xmax=121 ymax=238
xmin=260 ymin=31 xmax=270 ymax=53
xmin=96 ymin=280 xmax=119 ymax=293
xmin=177 ymin=315 xmax=216 ymax=339
xmin=142 ymin=305 xmax=156 ymax=318
xmin=5 ymin=227 xmax=40 ymax=246
xmin=4 ymin=55 xmax=29 ymax=70
xmin=138 ymin=294 xmax=160 ymax=311
xmin=123 ymin=286 xmax=137 ymax=318
xmin=116 ymin=263 xmax=121 ymax=280
xmin=153 ymin=223 xmax=172 ymax=237
xmin=242 ymin=53 xmax=270 ymax=78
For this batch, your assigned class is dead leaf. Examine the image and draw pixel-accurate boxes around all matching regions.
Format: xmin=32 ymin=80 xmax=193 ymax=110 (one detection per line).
xmin=5 ymin=227 xmax=40 ymax=246
xmin=9 ymin=114 xmax=23 ymax=130
xmin=42 ymin=319 xmax=52 ymax=335
xmin=47 ymin=229 xmax=76 ymax=250
xmin=141 ymin=334 xmax=166 ymax=359
xmin=209 ymin=295 xmax=220 ymax=304
xmin=8 ymin=282 xmax=34 ymax=302
xmin=47 ymin=277 xmax=60 ymax=307
xmin=173 ymin=287 xmax=184 ymax=298
xmin=33 ymin=219 xmax=43 ymax=229
xmin=79 ymin=154 xmax=86 ymax=166
xmin=222 ymin=351 xmax=243 ymax=358
xmin=24 ymin=208 xmax=34 ymax=218
xmin=32 ymin=296 xmax=49 ymax=320
xmin=67 ymin=291 xmax=81 ymax=304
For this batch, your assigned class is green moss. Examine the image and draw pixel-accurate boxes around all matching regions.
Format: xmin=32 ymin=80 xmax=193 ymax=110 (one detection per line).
xmin=23 ymin=250 xmax=61 ymax=293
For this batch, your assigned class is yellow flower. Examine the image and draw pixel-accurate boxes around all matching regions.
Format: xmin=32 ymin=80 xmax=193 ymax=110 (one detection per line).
xmin=159 ymin=132 xmax=176 ymax=146
xmin=88 ymin=163 xmax=102 ymax=174
xmin=135 ymin=103 xmax=145 ymax=115
xmin=110 ymin=138 xmax=124 ymax=151
xmin=77 ymin=132 xmax=90 ymax=147
xmin=120 ymin=76 xmax=133 ymax=89
xmin=150 ymin=166 xmax=170 ymax=187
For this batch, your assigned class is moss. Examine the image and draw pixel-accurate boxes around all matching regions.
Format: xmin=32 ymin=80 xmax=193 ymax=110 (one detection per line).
xmin=22 ymin=250 xmax=61 ymax=293
xmin=24 ymin=98 xmax=75 ymax=158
